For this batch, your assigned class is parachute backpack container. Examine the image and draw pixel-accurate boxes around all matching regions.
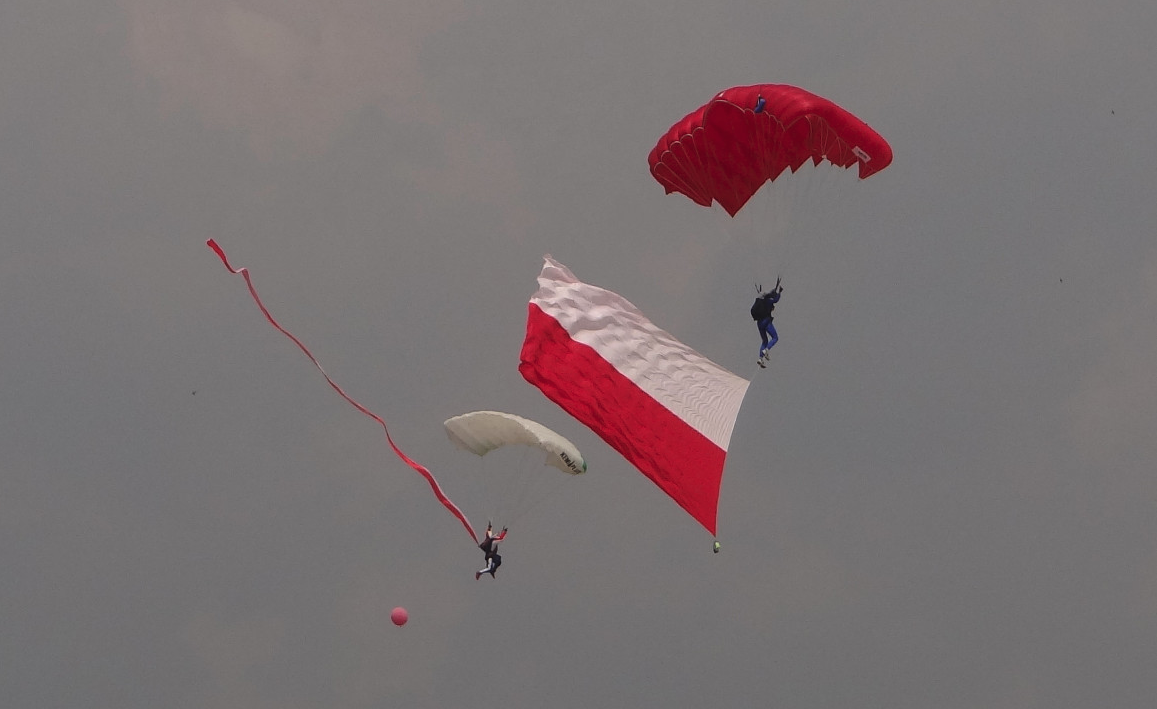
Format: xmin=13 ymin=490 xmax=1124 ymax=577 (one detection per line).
xmin=519 ymin=256 xmax=750 ymax=536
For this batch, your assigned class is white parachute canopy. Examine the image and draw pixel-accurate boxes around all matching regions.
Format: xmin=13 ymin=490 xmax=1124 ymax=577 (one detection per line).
xmin=444 ymin=411 xmax=586 ymax=476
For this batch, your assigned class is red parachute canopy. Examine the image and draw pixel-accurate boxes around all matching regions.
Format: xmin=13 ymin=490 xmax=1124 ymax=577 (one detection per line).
xmin=648 ymin=84 xmax=893 ymax=217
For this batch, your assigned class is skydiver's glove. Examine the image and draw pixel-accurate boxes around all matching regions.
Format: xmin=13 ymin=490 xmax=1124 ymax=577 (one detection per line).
xmin=502 ymin=527 xmax=508 ymax=533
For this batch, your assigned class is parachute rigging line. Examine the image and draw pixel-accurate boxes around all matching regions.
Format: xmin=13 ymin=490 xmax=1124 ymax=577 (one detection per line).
xmin=206 ymin=239 xmax=479 ymax=544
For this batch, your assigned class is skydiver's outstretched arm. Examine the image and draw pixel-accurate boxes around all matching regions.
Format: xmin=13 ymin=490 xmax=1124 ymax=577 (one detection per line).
xmin=480 ymin=522 xmax=504 ymax=543
xmin=766 ymin=278 xmax=782 ymax=305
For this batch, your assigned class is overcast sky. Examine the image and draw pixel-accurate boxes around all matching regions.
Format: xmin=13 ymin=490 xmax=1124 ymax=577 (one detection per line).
xmin=3 ymin=1 xmax=1157 ymax=707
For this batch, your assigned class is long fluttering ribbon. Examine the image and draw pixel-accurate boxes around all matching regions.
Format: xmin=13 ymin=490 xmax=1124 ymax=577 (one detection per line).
xmin=207 ymin=239 xmax=479 ymax=544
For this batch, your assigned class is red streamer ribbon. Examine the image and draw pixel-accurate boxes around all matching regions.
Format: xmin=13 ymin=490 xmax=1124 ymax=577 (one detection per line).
xmin=207 ymin=239 xmax=479 ymax=544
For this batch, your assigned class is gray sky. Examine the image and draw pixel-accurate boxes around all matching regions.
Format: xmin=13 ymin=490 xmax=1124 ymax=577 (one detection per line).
xmin=3 ymin=1 xmax=1156 ymax=706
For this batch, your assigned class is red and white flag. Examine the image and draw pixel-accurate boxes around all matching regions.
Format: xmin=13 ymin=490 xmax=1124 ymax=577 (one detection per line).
xmin=519 ymin=256 xmax=749 ymax=535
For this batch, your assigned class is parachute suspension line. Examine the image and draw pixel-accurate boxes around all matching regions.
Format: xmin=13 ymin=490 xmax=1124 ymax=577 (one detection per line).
xmin=500 ymin=445 xmax=572 ymax=530
xmin=784 ymin=161 xmax=860 ymax=280
xmin=729 ymin=162 xmax=859 ymax=286
xmin=487 ymin=445 xmax=535 ymax=526
xmin=460 ymin=442 xmax=567 ymax=531
xmin=714 ymin=185 xmax=792 ymax=290
xmin=206 ymin=240 xmax=479 ymax=545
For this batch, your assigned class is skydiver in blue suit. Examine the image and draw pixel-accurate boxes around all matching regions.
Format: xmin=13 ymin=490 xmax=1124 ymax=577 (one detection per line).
xmin=751 ymin=278 xmax=782 ymax=368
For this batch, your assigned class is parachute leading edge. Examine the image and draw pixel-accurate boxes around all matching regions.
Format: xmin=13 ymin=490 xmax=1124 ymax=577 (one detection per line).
xmin=519 ymin=256 xmax=749 ymax=536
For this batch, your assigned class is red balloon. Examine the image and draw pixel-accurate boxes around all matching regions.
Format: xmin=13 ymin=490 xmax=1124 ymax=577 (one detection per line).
xmin=390 ymin=607 xmax=408 ymax=626
xmin=648 ymin=84 xmax=893 ymax=217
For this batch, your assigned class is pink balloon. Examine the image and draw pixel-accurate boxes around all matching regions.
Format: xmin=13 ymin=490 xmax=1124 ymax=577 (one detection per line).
xmin=390 ymin=607 xmax=409 ymax=626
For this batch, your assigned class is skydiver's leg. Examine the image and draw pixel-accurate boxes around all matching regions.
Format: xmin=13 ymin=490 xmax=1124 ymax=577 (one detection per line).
xmin=765 ymin=322 xmax=778 ymax=350
xmin=476 ymin=558 xmax=494 ymax=579
xmin=758 ymin=319 xmax=771 ymax=356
